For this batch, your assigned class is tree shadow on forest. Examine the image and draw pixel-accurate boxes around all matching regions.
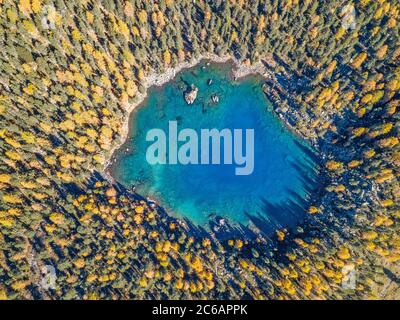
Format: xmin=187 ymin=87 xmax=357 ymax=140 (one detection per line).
xmin=384 ymin=268 xmax=400 ymax=285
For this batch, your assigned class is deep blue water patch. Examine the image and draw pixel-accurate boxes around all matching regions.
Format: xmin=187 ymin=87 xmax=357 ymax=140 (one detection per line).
xmin=110 ymin=62 xmax=319 ymax=232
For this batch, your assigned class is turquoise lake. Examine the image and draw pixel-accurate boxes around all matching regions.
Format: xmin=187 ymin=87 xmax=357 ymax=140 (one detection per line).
xmin=110 ymin=62 xmax=319 ymax=232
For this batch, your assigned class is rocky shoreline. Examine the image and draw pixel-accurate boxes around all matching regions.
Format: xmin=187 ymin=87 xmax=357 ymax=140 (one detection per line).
xmin=99 ymin=54 xmax=345 ymax=256
xmin=101 ymin=54 xmax=324 ymax=232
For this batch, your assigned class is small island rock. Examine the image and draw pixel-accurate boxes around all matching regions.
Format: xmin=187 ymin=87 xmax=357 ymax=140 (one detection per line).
xmin=184 ymin=84 xmax=198 ymax=104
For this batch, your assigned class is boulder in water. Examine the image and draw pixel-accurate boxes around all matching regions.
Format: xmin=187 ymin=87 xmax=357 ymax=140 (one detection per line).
xmin=184 ymin=84 xmax=198 ymax=104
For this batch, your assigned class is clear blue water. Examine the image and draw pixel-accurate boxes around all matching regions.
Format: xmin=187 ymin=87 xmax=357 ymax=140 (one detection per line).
xmin=111 ymin=62 xmax=318 ymax=230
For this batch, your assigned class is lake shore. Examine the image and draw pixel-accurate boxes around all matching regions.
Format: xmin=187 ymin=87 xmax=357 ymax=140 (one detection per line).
xmin=103 ymin=54 xmax=269 ymax=182
xmin=101 ymin=55 xmax=327 ymax=244
xmin=105 ymin=61 xmax=319 ymax=233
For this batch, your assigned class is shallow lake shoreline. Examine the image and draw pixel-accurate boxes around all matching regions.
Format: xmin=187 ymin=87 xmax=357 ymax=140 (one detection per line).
xmin=103 ymin=54 xmax=268 ymax=182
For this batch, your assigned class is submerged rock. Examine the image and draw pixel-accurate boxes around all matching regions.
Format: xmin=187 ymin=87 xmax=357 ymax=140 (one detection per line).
xmin=184 ymin=84 xmax=198 ymax=104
